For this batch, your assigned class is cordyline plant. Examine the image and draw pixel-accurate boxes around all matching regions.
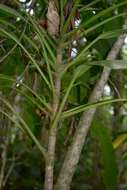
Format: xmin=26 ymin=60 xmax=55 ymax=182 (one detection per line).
xmin=1 ymin=0 xmax=127 ymax=190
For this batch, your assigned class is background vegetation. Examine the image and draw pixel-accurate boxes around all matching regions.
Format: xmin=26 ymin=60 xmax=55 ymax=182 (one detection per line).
xmin=1 ymin=0 xmax=127 ymax=190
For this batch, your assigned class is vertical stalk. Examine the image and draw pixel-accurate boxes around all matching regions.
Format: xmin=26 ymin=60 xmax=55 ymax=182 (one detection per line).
xmin=44 ymin=46 xmax=62 ymax=190
xmin=44 ymin=0 xmax=60 ymax=188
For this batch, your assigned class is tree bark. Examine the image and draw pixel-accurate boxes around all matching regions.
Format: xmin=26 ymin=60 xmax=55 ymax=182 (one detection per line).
xmin=54 ymin=33 xmax=126 ymax=190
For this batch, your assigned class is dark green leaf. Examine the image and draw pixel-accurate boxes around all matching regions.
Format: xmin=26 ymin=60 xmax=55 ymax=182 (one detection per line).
xmin=91 ymin=122 xmax=118 ymax=190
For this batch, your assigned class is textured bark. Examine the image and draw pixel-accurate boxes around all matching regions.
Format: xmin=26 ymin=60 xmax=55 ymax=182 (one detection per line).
xmin=54 ymin=34 xmax=126 ymax=190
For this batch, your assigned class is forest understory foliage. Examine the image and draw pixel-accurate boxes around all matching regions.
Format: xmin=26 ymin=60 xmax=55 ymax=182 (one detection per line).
xmin=1 ymin=0 xmax=127 ymax=190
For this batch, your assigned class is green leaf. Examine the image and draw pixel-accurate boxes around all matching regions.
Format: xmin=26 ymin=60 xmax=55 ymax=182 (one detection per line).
xmin=79 ymin=0 xmax=101 ymax=11
xmin=87 ymin=60 xmax=127 ymax=69
xmin=22 ymin=101 xmax=38 ymax=133
xmin=51 ymin=65 xmax=91 ymax=128
xmin=74 ymin=65 xmax=91 ymax=78
xmin=0 ymin=3 xmax=25 ymax=21
xmin=65 ymin=5 xmax=126 ymax=40
xmin=0 ymin=48 xmax=24 ymax=75
xmin=0 ymin=28 xmax=51 ymax=89
xmin=0 ymin=74 xmax=51 ymax=112
xmin=113 ymin=133 xmax=127 ymax=149
xmin=84 ymin=1 xmax=127 ymax=27
xmin=91 ymin=122 xmax=118 ymax=190
xmin=62 ymin=98 xmax=127 ymax=119
xmin=65 ymin=30 xmax=119 ymax=76
xmin=28 ymin=15 xmax=56 ymax=62
xmin=85 ymin=13 xmax=126 ymax=36
xmin=0 ymin=96 xmax=47 ymax=160
xmin=61 ymin=35 xmax=101 ymax=76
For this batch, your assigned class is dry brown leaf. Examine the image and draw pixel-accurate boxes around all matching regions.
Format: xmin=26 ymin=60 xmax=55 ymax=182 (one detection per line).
xmin=46 ymin=0 xmax=60 ymax=36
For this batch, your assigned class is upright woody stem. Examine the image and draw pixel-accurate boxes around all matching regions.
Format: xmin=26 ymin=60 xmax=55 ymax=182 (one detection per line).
xmin=44 ymin=46 xmax=62 ymax=190
xmin=44 ymin=1 xmax=60 ymax=189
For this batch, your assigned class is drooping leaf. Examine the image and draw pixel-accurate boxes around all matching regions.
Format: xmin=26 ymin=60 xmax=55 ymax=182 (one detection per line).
xmin=0 ymin=28 xmax=51 ymax=89
xmin=87 ymin=60 xmax=127 ymax=69
xmin=0 ymin=3 xmax=25 ymax=20
xmin=62 ymin=98 xmax=127 ymax=119
xmin=0 ymin=96 xmax=47 ymax=160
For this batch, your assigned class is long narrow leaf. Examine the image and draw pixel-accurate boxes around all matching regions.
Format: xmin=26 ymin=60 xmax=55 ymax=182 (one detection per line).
xmin=27 ymin=15 xmax=56 ymax=63
xmin=62 ymin=29 xmax=126 ymax=77
xmin=86 ymin=60 xmax=127 ymax=69
xmin=62 ymin=98 xmax=127 ymax=119
xmin=0 ymin=28 xmax=51 ymax=89
xmin=84 ymin=1 xmax=127 ymax=27
xmin=65 ymin=8 xmax=126 ymax=40
xmin=84 ymin=13 xmax=127 ymax=36
xmin=61 ymin=36 xmax=100 ymax=76
xmin=0 ymin=97 xmax=47 ymax=160
xmin=52 ymin=65 xmax=91 ymax=128
xmin=0 ymin=74 xmax=51 ymax=112
xmin=0 ymin=3 xmax=25 ymax=21
xmin=42 ymin=45 xmax=54 ymax=91
xmin=113 ymin=133 xmax=127 ymax=149
xmin=79 ymin=0 xmax=101 ymax=11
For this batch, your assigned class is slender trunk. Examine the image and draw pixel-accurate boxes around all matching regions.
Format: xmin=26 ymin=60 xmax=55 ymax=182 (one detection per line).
xmin=54 ymin=33 xmax=126 ymax=190
xmin=44 ymin=47 xmax=62 ymax=190
xmin=44 ymin=0 xmax=60 ymax=189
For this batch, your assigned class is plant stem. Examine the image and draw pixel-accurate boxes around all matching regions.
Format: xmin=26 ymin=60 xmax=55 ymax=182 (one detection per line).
xmin=44 ymin=46 xmax=62 ymax=190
